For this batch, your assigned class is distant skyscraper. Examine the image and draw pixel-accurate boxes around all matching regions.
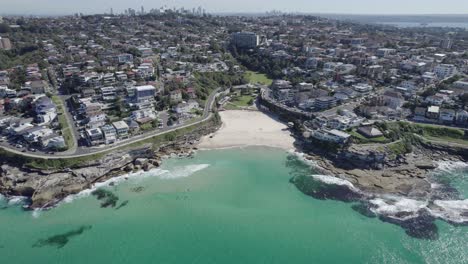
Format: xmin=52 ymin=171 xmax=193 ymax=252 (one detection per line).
xmin=141 ymin=6 xmax=145 ymax=15
xmin=110 ymin=8 xmax=114 ymax=15
xmin=440 ymin=38 xmax=454 ymax=50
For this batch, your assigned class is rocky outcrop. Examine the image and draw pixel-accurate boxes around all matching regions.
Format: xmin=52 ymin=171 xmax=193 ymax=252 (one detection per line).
xmin=298 ymin=139 xmax=465 ymax=201
xmin=0 ymin=117 xmax=220 ymax=209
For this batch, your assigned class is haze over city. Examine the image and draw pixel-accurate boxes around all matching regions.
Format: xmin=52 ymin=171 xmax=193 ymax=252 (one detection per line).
xmin=2 ymin=0 xmax=468 ymax=15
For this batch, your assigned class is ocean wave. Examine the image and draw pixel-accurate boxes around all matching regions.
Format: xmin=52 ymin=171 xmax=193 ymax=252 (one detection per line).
xmin=311 ymin=174 xmax=360 ymax=192
xmin=7 ymin=196 xmax=28 ymax=206
xmin=369 ymin=196 xmax=428 ymax=221
xmin=157 ymin=164 xmax=210 ymax=179
xmin=435 ymin=161 xmax=468 ymax=174
xmin=288 ymin=150 xmax=320 ymax=167
xmin=60 ymin=164 xmax=210 ymax=206
xmin=429 ymin=200 xmax=468 ymax=224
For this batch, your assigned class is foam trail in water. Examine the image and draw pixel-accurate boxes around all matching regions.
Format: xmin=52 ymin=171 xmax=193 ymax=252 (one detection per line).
xmin=32 ymin=209 xmax=41 ymax=219
xmin=60 ymin=164 xmax=210 ymax=206
xmin=311 ymin=174 xmax=360 ymax=192
xmin=157 ymin=164 xmax=210 ymax=179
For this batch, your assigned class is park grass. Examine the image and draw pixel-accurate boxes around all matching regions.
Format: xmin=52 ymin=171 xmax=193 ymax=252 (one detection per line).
xmin=244 ymin=71 xmax=273 ymax=86
xmin=51 ymin=96 xmax=75 ymax=150
xmin=232 ymin=95 xmax=255 ymax=107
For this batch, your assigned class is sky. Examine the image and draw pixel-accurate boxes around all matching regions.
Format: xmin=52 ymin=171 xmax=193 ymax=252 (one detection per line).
xmin=2 ymin=0 xmax=468 ymax=15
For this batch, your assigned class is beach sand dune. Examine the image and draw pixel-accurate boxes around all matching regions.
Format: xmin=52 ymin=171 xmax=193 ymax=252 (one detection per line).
xmin=198 ymin=110 xmax=295 ymax=150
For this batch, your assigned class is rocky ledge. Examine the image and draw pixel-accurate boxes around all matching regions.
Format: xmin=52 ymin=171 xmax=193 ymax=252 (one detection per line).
xmin=298 ymin=142 xmax=467 ymax=201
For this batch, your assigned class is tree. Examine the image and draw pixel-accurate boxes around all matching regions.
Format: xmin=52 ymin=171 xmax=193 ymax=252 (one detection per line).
xmin=460 ymin=93 xmax=468 ymax=107
xmin=0 ymin=23 xmax=10 ymax=33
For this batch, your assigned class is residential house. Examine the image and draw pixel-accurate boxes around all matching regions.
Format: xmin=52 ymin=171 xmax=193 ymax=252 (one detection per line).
xmin=310 ymin=129 xmax=351 ymax=144
xmin=425 ymin=95 xmax=444 ymax=106
xmin=101 ymin=125 xmax=117 ymax=144
xmin=85 ymin=128 xmax=104 ymax=146
xmin=113 ymin=121 xmax=130 ymax=139
xmin=357 ymin=126 xmax=384 ymax=138
xmin=439 ymin=109 xmax=456 ymax=124
xmin=426 ymin=106 xmax=440 ymax=119
xmin=41 ymin=134 xmax=66 ymax=150
xmin=383 ymin=91 xmax=405 ymax=109
xmin=34 ymin=96 xmax=57 ymax=124
xmin=170 ymin=90 xmax=183 ymax=103
xmin=455 ymin=110 xmax=468 ymax=126
xmin=173 ymin=100 xmax=199 ymax=114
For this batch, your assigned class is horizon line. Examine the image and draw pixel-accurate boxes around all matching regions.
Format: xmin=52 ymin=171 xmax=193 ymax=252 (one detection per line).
xmin=2 ymin=11 xmax=468 ymax=17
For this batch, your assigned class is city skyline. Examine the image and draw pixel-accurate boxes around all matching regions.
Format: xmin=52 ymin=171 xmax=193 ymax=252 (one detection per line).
xmin=2 ymin=0 xmax=468 ymax=15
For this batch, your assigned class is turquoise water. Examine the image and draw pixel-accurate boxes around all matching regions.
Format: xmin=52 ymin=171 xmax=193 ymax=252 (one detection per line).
xmin=0 ymin=147 xmax=467 ymax=264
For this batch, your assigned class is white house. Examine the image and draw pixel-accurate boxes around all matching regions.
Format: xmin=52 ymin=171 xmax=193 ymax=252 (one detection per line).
xmin=311 ymin=129 xmax=351 ymax=144
xmin=173 ymin=100 xmax=199 ymax=114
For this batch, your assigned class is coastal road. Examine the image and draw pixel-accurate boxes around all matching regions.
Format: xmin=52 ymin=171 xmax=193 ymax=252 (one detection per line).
xmin=0 ymin=89 xmax=221 ymax=159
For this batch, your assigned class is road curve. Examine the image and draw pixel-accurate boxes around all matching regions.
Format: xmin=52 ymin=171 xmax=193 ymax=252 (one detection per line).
xmin=0 ymin=89 xmax=220 ymax=160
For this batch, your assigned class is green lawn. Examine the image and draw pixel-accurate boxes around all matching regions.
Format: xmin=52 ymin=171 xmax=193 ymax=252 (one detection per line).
xmin=244 ymin=71 xmax=273 ymax=86
xmin=425 ymin=136 xmax=468 ymax=146
xmin=348 ymin=130 xmax=390 ymax=144
xmin=225 ymin=95 xmax=255 ymax=110
xmin=51 ymin=96 xmax=75 ymax=150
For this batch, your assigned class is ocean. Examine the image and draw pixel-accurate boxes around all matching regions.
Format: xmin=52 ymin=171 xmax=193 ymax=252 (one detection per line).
xmin=0 ymin=147 xmax=467 ymax=264
xmin=377 ymin=22 xmax=468 ymax=29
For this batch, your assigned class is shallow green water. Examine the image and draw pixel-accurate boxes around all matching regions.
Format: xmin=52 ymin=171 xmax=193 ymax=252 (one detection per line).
xmin=0 ymin=147 xmax=467 ymax=264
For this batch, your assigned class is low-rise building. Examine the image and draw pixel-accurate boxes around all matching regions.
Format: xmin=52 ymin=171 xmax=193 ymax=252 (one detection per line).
xmin=426 ymin=106 xmax=440 ymax=119
xmin=311 ymin=129 xmax=351 ymax=144
xmin=113 ymin=121 xmax=129 ymax=139
xmin=173 ymin=100 xmax=199 ymax=114
xmin=101 ymin=124 xmax=117 ymax=144
xmin=314 ymin=96 xmax=337 ymax=110
xmin=85 ymin=128 xmax=104 ymax=146
xmin=439 ymin=109 xmax=456 ymax=124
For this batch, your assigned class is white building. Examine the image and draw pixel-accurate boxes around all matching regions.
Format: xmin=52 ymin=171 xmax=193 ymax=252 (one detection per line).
xmin=173 ymin=100 xmax=199 ymax=114
xmin=434 ymin=64 xmax=457 ymax=79
xmin=101 ymin=125 xmax=117 ymax=144
xmin=311 ymin=129 xmax=351 ymax=144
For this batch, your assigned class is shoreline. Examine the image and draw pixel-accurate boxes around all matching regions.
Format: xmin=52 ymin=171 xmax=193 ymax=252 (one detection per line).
xmin=198 ymin=109 xmax=296 ymax=151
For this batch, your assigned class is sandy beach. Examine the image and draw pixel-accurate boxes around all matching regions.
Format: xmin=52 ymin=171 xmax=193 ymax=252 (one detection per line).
xmin=198 ymin=110 xmax=295 ymax=150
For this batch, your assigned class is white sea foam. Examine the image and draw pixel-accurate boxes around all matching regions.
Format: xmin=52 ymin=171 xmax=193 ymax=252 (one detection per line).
xmin=60 ymin=164 xmax=210 ymax=206
xmin=292 ymin=150 xmax=468 ymax=224
xmin=435 ymin=161 xmax=468 ymax=174
xmin=311 ymin=174 xmax=360 ymax=192
xmin=157 ymin=164 xmax=210 ymax=180
xmin=7 ymin=196 xmax=27 ymax=206
xmin=428 ymin=200 xmax=468 ymax=224
xmin=369 ymin=196 xmax=428 ymax=221
xmin=288 ymin=150 xmax=320 ymax=167
xmin=32 ymin=209 xmax=41 ymax=219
